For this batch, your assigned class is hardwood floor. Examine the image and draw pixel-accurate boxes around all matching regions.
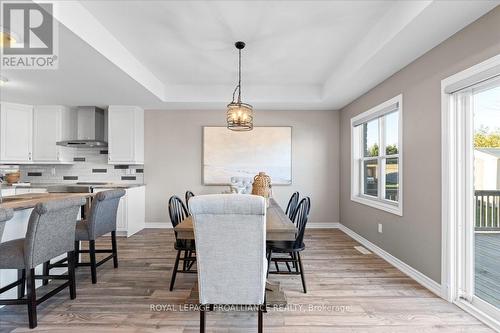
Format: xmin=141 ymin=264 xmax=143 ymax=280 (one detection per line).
xmin=0 ymin=229 xmax=493 ymax=332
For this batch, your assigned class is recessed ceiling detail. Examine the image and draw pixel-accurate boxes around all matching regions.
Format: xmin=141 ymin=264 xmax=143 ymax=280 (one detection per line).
xmin=1 ymin=0 xmax=498 ymax=110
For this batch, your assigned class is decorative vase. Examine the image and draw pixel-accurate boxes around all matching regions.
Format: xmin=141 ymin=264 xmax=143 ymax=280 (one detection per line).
xmin=251 ymin=172 xmax=272 ymax=201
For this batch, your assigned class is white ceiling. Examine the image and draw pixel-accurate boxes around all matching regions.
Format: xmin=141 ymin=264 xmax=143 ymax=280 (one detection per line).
xmin=1 ymin=0 xmax=499 ymax=110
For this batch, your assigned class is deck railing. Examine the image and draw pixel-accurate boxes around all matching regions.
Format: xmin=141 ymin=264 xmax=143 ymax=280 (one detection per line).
xmin=475 ymin=190 xmax=500 ymax=231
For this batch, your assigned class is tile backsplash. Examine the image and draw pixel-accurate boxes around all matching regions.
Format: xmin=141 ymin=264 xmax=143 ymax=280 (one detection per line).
xmin=1 ymin=148 xmax=144 ymax=184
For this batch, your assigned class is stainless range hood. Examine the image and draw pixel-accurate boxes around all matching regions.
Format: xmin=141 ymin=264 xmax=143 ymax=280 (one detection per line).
xmin=57 ymin=107 xmax=107 ymax=148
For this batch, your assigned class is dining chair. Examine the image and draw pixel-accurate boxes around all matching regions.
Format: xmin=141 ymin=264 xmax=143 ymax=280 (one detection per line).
xmin=44 ymin=190 xmax=126 ymax=285
xmin=267 ymin=197 xmax=311 ymax=293
xmin=168 ymin=195 xmax=196 ymax=291
xmin=0 ymin=197 xmax=85 ymax=328
xmin=185 ymin=190 xmax=195 ymax=211
xmin=190 ymin=194 xmax=267 ymax=333
xmin=285 ymin=191 xmax=300 ymax=220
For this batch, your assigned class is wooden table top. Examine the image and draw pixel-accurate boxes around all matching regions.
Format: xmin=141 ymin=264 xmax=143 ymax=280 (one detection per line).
xmin=0 ymin=192 xmax=94 ymax=211
xmin=174 ymin=198 xmax=297 ymax=241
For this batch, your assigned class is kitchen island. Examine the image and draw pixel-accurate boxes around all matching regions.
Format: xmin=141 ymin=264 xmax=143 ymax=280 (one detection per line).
xmin=0 ymin=192 xmax=93 ymax=301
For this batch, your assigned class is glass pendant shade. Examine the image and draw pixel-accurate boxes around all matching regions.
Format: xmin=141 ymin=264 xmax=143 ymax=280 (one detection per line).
xmin=227 ymin=102 xmax=253 ymax=131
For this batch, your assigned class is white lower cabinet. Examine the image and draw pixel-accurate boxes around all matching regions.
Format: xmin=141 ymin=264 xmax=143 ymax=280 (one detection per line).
xmin=94 ymin=186 xmax=145 ymax=237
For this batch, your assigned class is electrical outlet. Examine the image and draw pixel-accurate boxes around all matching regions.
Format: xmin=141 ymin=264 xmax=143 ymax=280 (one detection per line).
xmin=378 ymin=223 xmax=383 ymax=233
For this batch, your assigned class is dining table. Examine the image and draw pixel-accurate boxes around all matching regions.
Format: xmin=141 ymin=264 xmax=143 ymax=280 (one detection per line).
xmin=174 ymin=197 xmax=297 ymax=241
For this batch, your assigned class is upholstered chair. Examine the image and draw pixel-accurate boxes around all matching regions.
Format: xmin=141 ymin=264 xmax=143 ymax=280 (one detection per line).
xmin=190 ymin=194 xmax=267 ymax=333
xmin=73 ymin=189 xmax=125 ymax=284
xmin=0 ymin=197 xmax=85 ymax=328
xmin=0 ymin=207 xmax=14 ymax=241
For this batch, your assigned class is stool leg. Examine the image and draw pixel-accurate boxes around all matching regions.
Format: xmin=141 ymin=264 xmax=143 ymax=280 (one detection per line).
xmin=89 ymin=240 xmax=97 ymax=284
xmin=17 ymin=269 xmax=25 ymax=299
xmin=42 ymin=261 xmax=49 ymax=286
xmin=111 ymin=231 xmax=118 ymax=268
xmin=26 ymin=268 xmax=37 ymax=329
xmin=67 ymin=251 xmax=76 ymax=299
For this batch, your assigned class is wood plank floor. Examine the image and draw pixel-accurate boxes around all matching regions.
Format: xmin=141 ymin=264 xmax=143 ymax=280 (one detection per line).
xmin=475 ymin=233 xmax=500 ymax=309
xmin=0 ymin=229 xmax=493 ymax=332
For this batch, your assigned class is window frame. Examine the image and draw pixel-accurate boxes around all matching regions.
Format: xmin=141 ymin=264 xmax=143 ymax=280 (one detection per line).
xmin=350 ymin=94 xmax=403 ymax=216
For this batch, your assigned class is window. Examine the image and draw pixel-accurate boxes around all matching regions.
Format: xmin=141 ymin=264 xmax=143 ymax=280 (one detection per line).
xmin=351 ymin=95 xmax=403 ymax=215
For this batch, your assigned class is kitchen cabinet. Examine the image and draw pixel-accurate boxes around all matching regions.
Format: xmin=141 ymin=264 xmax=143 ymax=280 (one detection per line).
xmin=1 ymin=188 xmax=16 ymax=197
xmin=0 ymin=103 xmax=33 ymax=163
xmin=93 ymin=186 xmax=145 ymax=237
xmin=33 ymin=106 xmax=76 ymax=163
xmin=108 ymin=106 xmax=144 ymax=164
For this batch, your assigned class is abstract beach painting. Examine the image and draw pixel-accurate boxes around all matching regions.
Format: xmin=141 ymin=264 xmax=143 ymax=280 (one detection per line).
xmin=203 ymin=127 xmax=292 ymax=185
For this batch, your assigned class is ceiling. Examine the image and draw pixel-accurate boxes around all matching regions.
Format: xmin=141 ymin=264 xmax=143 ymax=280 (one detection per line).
xmin=1 ymin=0 xmax=499 ymax=110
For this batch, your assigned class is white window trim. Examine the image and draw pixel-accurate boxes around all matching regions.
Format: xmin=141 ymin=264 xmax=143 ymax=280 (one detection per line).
xmin=350 ymin=94 xmax=403 ymax=216
xmin=441 ymin=53 xmax=500 ymax=332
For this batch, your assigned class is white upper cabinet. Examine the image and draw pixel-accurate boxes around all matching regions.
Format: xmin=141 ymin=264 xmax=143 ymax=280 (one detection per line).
xmin=108 ymin=106 xmax=144 ymax=164
xmin=0 ymin=102 xmax=33 ymax=163
xmin=33 ymin=106 xmax=76 ymax=162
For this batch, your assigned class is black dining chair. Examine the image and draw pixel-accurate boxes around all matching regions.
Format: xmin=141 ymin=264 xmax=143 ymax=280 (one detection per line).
xmin=168 ymin=195 xmax=196 ymax=291
xmin=185 ymin=190 xmax=195 ymax=211
xmin=266 ymin=197 xmax=311 ymax=293
xmin=285 ymin=192 xmax=300 ymax=221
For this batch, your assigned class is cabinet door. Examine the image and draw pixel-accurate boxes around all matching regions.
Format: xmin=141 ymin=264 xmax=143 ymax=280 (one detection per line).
xmin=108 ymin=108 xmax=135 ymax=163
xmin=33 ymin=106 xmax=61 ymax=162
xmin=0 ymin=103 xmax=33 ymax=162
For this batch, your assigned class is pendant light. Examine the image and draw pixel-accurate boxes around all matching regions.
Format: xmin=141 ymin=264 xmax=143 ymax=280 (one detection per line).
xmin=227 ymin=41 xmax=253 ymax=131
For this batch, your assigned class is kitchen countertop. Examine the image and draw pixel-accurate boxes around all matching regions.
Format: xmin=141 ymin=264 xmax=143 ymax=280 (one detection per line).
xmin=1 ymin=183 xmax=145 ymax=189
xmin=0 ymin=192 xmax=94 ymax=211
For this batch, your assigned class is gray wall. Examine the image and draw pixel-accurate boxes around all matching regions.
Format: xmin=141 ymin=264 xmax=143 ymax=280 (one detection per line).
xmin=145 ymin=110 xmax=339 ymax=224
xmin=339 ymin=7 xmax=500 ymax=283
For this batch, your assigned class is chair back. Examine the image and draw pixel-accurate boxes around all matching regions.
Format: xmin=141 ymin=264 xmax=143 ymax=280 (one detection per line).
xmin=0 ymin=208 xmax=14 ymax=241
xmin=168 ymin=196 xmax=189 ymax=229
xmin=185 ymin=191 xmax=195 ymax=210
xmin=87 ymin=189 xmax=125 ymax=239
xmin=285 ymin=191 xmax=299 ymax=220
xmin=293 ymin=197 xmax=311 ymax=247
xmin=24 ymin=197 xmax=86 ymax=268
xmin=190 ymin=194 xmax=267 ymax=305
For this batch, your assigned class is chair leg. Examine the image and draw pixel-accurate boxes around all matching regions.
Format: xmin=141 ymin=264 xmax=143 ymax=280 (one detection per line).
xmin=266 ymin=249 xmax=273 ymax=277
xmin=200 ymin=307 xmax=206 ymax=333
xmin=26 ymin=268 xmax=37 ymax=329
xmin=67 ymin=251 xmax=77 ymax=300
xmin=169 ymin=250 xmax=181 ymax=291
xmin=42 ymin=261 xmax=50 ymax=286
xmin=89 ymin=240 xmax=97 ymax=284
xmin=258 ymin=307 xmax=263 ymax=333
xmin=17 ymin=269 xmax=25 ymax=299
xmin=74 ymin=240 xmax=80 ymax=265
xmin=297 ymin=252 xmax=307 ymax=293
xmin=111 ymin=231 xmax=118 ymax=269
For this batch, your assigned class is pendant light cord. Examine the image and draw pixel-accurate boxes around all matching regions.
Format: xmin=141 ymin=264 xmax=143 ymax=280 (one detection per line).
xmin=231 ymin=48 xmax=242 ymax=104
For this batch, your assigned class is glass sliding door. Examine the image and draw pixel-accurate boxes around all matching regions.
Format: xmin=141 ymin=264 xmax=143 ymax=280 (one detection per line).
xmin=472 ymin=80 xmax=500 ymax=310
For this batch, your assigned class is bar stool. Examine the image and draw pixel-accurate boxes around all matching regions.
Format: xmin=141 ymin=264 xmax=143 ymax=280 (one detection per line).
xmin=0 ymin=197 xmax=85 ymax=329
xmin=0 ymin=207 xmax=14 ymax=240
xmin=74 ymin=189 xmax=125 ymax=284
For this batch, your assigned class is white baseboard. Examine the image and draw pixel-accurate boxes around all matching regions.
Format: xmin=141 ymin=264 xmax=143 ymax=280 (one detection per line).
xmin=308 ymin=222 xmax=341 ymax=228
xmin=145 ymin=222 xmax=341 ymax=229
xmin=336 ymin=223 xmax=443 ymax=297
xmin=145 ymin=222 xmax=171 ymax=229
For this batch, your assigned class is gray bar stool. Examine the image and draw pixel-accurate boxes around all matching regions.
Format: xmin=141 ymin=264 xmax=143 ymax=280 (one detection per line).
xmin=73 ymin=189 xmax=125 ymax=284
xmin=0 ymin=207 xmax=14 ymax=240
xmin=0 ymin=197 xmax=85 ymax=329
